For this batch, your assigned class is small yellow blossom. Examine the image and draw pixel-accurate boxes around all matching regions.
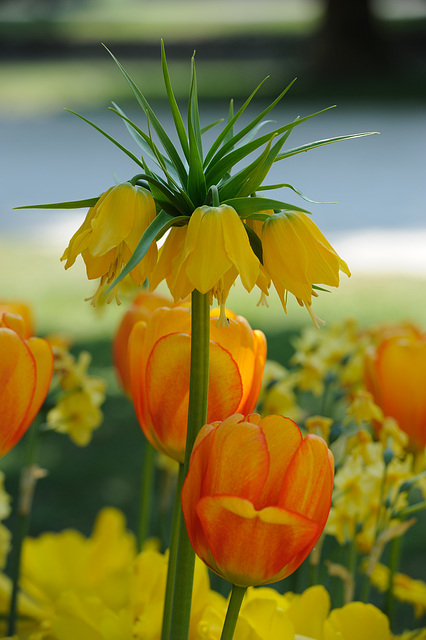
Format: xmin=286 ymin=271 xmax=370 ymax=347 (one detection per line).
xmin=346 ymin=390 xmax=384 ymax=426
xmin=305 ymin=416 xmax=333 ymax=444
xmin=46 ymin=389 xmax=104 ymax=446
xmin=61 ymin=183 xmax=157 ymax=305
xmin=46 ymin=351 xmax=107 ymax=446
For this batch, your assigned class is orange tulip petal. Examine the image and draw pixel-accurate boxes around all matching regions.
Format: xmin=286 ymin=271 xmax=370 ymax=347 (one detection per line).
xmin=279 ymin=434 xmax=334 ymax=527
xmin=146 ymin=335 xmax=243 ymax=461
xmin=196 ymin=495 xmax=318 ymax=586
xmin=239 ymin=329 xmax=267 ymax=415
xmin=128 ymin=321 xmax=151 ymax=438
xmin=254 ymin=415 xmax=303 ymax=510
xmin=23 ymin=338 xmax=54 ymax=427
xmin=199 ymin=418 xmax=269 ymax=503
xmin=0 ymin=328 xmax=36 ymax=455
xmin=375 ymin=338 xmax=426 ymax=448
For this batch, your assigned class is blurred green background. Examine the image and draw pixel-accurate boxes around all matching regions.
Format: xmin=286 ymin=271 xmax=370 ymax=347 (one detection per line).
xmin=1 ymin=0 xmax=426 ymax=629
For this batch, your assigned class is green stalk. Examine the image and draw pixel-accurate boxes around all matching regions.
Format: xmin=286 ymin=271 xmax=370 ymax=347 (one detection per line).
xmin=137 ymin=440 xmax=155 ymax=551
xmin=7 ymin=419 xmax=43 ymax=636
xmin=385 ymin=535 xmax=402 ymax=627
xmin=168 ymin=290 xmax=210 ymax=640
xmin=220 ymin=585 xmax=247 ymax=640
xmin=161 ymin=463 xmax=185 ymax=640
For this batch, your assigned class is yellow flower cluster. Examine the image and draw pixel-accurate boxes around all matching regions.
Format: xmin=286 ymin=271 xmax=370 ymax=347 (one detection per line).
xmin=45 ymin=337 xmax=107 ymax=446
xmin=0 ymin=508 xmax=415 ymax=640
xmin=0 ymin=508 xmax=222 ymax=640
xmin=325 ymin=432 xmax=414 ymax=552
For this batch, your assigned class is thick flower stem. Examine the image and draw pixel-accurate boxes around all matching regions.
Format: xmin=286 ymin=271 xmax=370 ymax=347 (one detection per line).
xmin=137 ymin=441 xmax=155 ymax=551
xmin=7 ymin=419 xmax=43 ymax=637
xmin=161 ymin=463 xmax=185 ymax=640
xmin=220 ymin=585 xmax=247 ymax=640
xmin=168 ymin=290 xmax=210 ymax=640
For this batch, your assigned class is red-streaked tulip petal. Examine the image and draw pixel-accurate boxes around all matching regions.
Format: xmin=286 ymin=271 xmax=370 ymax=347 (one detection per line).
xmin=196 ymin=495 xmax=318 ymax=586
xmin=200 ymin=418 xmax=269 ymax=503
xmin=113 ymin=292 xmax=173 ymax=396
xmin=279 ymin=434 xmax=334 ymax=528
xmin=210 ymin=314 xmax=256 ymax=410
xmin=128 ymin=321 xmax=151 ymax=438
xmin=239 ymin=329 xmax=267 ymax=415
xmin=254 ymin=415 xmax=303 ymax=510
xmin=146 ymin=335 xmax=243 ymax=461
xmin=0 ymin=328 xmax=36 ymax=454
xmin=4 ymin=337 xmax=54 ymax=454
xmin=25 ymin=338 xmax=54 ymax=422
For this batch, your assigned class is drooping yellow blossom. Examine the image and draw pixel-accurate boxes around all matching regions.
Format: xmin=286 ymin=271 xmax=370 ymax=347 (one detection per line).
xmin=261 ymin=211 xmax=350 ymax=327
xmin=150 ymin=205 xmax=260 ymax=321
xmin=61 ymin=183 xmax=157 ymax=305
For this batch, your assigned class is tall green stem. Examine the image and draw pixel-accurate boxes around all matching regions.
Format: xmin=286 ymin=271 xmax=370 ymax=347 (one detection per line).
xmin=161 ymin=463 xmax=185 ymax=640
xmin=220 ymin=585 xmax=247 ymax=640
xmin=7 ymin=419 xmax=43 ymax=636
xmin=168 ymin=290 xmax=210 ymax=640
xmin=137 ymin=440 xmax=155 ymax=551
xmin=385 ymin=535 xmax=402 ymax=627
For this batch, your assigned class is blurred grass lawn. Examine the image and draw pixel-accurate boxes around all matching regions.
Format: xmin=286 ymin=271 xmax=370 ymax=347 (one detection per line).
xmin=1 ymin=238 xmax=425 ymax=339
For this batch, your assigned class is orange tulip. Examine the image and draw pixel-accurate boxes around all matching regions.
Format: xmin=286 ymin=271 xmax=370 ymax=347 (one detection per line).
xmin=181 ymin=413 xmax=334 ymax=587
xmin=128 ymin=307 xmax=267 ymax=462
xmin=113 ymin=290 xmax=173 ymax=396
xmin=364 ymin=327 xmax=426 ymax=449
xmin=0 ymin=313 xmax=54 ymax=456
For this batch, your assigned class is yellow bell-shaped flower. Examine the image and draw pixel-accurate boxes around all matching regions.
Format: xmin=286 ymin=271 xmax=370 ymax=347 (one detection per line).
xmin=150 ymin=205 xmax=259 ymax=322
xmin=261 ymin=210 xmax=351 ymax=325
xmin=61 ymin=182 xmax=158 ymax=304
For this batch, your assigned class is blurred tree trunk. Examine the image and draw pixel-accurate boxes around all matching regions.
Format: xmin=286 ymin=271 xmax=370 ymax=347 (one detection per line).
xmin=314 ymin=0 xmax=389 ymax=75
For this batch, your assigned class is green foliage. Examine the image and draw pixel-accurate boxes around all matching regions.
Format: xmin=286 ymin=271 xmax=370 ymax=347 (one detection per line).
xmin=18 ymin=41 xmax=378 ymax=295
